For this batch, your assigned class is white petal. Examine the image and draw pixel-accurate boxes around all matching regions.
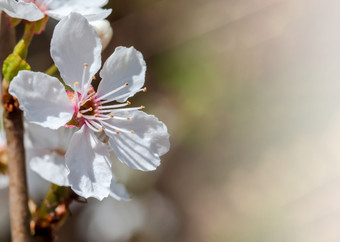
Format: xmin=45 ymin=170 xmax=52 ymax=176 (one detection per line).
xmin=110 ymin=174 xmax=130 ymax=201
xmin=50 ymin=12 xmax=102 ymax=91
xmin=98 ymin=47 xmax=146 ymax=102
xmin=9 ymin=71 xmax=74 ymax=129
xmin=0 ymin=130 xmax=5 ymax=148
xmin=30 ymin=152 xmax=70 ymax=186
xmin=0 ymin=175 xmax=8 ymax=189
xmin=24 ymin=122 xmax=75 ymax=151
xmin=46 ymin=6 xmax=112 ymax=22
xmin=47 ymin=0 xmax=109 ymax=9
xmin=72 ymin=0 xmax=109 ymax=7
xmin=90 ymin=20 xmax=113 ymax=51
xmin=105 ymin=111 xmax=170 ymax=171
xmin=0 ymin=0 xmax=44 ymax=22
xmin=25 ymin=123 xmax=76 ymax=186
xmin=65 ymin=126 xmax=112 ymax=200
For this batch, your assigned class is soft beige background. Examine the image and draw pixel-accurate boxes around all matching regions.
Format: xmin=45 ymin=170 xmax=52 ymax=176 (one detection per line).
xmin=2 ymin=0 xmax=340 ymax=241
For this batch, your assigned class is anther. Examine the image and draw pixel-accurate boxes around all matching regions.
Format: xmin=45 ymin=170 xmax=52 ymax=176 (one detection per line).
xmin=127 ymin=117 xmax=130 ymax=120
xmin=92 ymin=76 xmax=96 ymax=80
xmin=94 ymin=114 xmax=99 ymax=117
xmin=127 ymin=101 xmax=131 ymax=105
xmin=80 ymin=107 xmax=93 ymax=114
xmin=130 ymin=130 xmax=134 ymax=134
xmin=143 ymin=87 xmax=147 ymax=92
xmin=84 ymin=63 xmax=88 ymax=67
xmin=110 ymin=114 xmax=114 ymax=118
xmin=116 ymin=131 xmax=120 ymax=134
xmin=77 ymin=113 xmax=82 ymax=118
xmin=141 ymin=105 xmax=145 ymax=109
xmin=125 ymin=82 xmax=129 ymax=86
xmin=74 ymin=82 xmax=79 ymax=86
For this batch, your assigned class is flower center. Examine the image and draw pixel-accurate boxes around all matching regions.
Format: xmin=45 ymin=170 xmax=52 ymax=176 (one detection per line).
xmin=65 ymin=63 xmax=147 ymax=134
xmin=79 ymin=94 xmax=97 ymax=117
xmin=66 ymin=87 xmax=100 ymax=127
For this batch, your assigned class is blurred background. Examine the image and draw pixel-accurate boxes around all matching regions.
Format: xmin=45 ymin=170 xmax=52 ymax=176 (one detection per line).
xmin=3 ymin=0 xmax=340 ymax=241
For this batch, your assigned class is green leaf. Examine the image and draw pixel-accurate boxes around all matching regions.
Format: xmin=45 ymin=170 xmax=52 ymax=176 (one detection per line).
xmin=2 ymin=53 xmax=31 ymax=82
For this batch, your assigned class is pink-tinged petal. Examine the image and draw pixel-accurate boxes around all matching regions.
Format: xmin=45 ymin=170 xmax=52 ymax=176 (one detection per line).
xmin=46 ymin=7 xmax=111 ymax=22
xmin=98 ymin=47 xmax=146 ymax=102
xmin=110 ymin=174 xmax=130 ymax=201
xmin=65 ymin=126 xmax=112 ymax=200
xmin=105 ymin=111 xmax=170 ymax=171
xmin=0 ymin=0 xmax=44 ymax=22
xmin=25 ymin=123 xmax=76 ymax=186
xmin=50 ymin=12 xmax=102 ymax=91
xmin=9 ymin=71 xmax=74 ymax=129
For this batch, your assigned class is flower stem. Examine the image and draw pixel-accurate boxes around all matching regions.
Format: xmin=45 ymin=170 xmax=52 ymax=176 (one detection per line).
xmin=32 ymin=184 xmax=75 ymax=242
xmin=45 ymin=64 xmax=58 ymax=76
xmin=13 ymin=22 xmax=36 ymax=59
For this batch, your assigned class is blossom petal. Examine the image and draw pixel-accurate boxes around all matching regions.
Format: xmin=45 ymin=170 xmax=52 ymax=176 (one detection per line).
xmin=9 ymin=71 xmax=74 ymax=129
xmin=30 ymin=152 xmax=70 ymax=186
xmin=25 ymin=123 xmax=75 ymax=186
xmin=0 ymin=175 xmax=9 ymax=189
xmin=0 ymin=0 xmax=44 ymax=22
xmin=24 ymin=122 xmax=75 ymax=151
xmin=46 ymin=0 xmax=109 ymax=9
xmin=90 ymin=20 xmax=113 ymax=51
xmin=72 ymin=0 xmax=109 ymax=7
xmin=50 ymin=12 xmax=102 ymax=91
xmin=65 ymin=126 xmax=112 ymax=200
xmin=46 ymin=6 xmax=112 ymax=22
xmin=105 ymin=111 xmax=170 ymax=171
xmin=98 ymin=47 xmax=146 ymax=102
xmin=110 ymin=174 xmax=130 ymax=201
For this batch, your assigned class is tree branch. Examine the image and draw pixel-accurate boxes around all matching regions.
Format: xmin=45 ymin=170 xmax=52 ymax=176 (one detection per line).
xmin=1 ymin=11 xmax=32 ymax=242
xmin=3 ymin=92 xmax=32 ymax=242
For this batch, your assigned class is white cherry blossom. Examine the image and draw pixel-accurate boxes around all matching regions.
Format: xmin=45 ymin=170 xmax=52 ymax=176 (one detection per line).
xmin=9 ymin=13 xmax=170 ymax=200
xmin=25 ymin=123 xmax=130 ymax=201
xmin=0 ymin=0 xmax=111 ymax=22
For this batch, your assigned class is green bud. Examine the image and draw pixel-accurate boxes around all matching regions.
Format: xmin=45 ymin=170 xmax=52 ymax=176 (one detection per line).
xmin=2 ymin=53 xmax=31 ymax=82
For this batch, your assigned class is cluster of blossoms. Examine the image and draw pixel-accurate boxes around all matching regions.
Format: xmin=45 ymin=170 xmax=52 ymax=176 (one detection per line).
xmin=0 ymin=0 xmax=111 ymax=22
xmin=1 ymin=3 xmax=170 ymax=200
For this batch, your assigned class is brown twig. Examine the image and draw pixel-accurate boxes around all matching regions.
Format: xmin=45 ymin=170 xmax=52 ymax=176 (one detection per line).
xmin=3 ymin=91 xmax=32 ymax=242
xmin=1 ymin=11 xmax=33 ymax=242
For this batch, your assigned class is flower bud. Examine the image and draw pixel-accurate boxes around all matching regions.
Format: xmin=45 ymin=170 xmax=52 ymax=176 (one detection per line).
xmin=90 ymin=20 xmax=113 ymax=51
